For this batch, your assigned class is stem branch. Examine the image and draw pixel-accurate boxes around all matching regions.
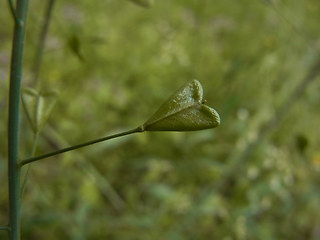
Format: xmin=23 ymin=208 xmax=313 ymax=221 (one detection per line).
xmin=19 ymin=127 xmax=143 ymax=166
xmin=8 ymin=0 xmax=21 ymax=26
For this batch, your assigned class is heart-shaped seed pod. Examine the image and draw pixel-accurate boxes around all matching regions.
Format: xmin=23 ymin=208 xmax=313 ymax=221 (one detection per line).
xmin=142 ymin=80 xmax=220 ymax=131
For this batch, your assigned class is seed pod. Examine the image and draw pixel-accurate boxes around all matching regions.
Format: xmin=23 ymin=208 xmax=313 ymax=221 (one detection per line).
xmin=142 ymin=80 xmax=220 ymax=131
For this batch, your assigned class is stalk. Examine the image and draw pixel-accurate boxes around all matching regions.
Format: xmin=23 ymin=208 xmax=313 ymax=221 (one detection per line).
xmin=8 ymin=0 xmax=29 ymax=240
xmin=19 ymin=127 xmax=143 ymax=166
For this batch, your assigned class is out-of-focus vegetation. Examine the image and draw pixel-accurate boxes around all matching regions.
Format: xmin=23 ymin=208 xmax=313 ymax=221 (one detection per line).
xmin=1 ymin=0 xmax=320 ymax=239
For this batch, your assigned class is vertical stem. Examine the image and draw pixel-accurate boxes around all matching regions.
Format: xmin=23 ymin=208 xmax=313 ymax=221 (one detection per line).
xmin=8 ymin=0 xmax=29 ymax=240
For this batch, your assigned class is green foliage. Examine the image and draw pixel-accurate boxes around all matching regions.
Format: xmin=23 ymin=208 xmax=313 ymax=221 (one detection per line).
xmin=1 ymin=0 xmax=320 ymax=239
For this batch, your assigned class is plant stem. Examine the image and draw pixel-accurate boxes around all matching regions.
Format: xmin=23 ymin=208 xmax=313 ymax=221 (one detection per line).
xmin=8 ymin=0 xmax=30 ymax=239
xmin=19 ymin=127 xmax=144 ymax=166
xmin=33 ymin=0 xmax=56 ymax=87
xmin=8 ymin=0 xmax=21 ymax=26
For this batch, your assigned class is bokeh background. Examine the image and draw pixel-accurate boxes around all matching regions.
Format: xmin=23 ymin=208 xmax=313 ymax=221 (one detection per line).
xmin=1 ymin=0 xmax=320 ymax=239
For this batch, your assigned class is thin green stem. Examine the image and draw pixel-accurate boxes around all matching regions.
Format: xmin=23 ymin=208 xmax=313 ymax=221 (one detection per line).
xmin=8 ymin=0 xmax=30 ymax=240
xmin=19 ymin=0 xmax=56 ymax=200
xmin=8 ymin=0 xmax=22 ymax=26
xmin=19 ymin=126 xmax=144 ymax=167
xmin=33 ymin=0 xmax=56 ymax=87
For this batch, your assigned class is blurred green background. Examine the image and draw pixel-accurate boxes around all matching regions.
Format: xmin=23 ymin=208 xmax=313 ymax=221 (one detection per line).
xmin=1 ymin=0 xmax=320 ymax=239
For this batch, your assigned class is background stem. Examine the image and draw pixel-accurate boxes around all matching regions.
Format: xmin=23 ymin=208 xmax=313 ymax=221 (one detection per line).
xmin=8 ymin=0 xmax=29 ymax=239
xmin=32 ymin=0 xmax=56 ymax=87
xmin=19 ymin=0 xmax=56 ymax=203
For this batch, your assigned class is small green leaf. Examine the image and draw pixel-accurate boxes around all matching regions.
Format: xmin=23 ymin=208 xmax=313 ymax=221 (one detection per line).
xmin=127 ymin=0 xmax=154 ymax=8
xmin=21 ymin=88 xmax=59 ymax=134
xmin=142 ymin=80 xmax=220 ymax=131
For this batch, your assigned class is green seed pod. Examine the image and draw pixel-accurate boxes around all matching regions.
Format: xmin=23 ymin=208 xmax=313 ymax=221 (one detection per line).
xmin=142 ymin=80 xmax=220 ymax=131
xmin=21 ymin=87 xmax=59 ymax=134
xmin=127 ymin=0 xmax=154 ymax=8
